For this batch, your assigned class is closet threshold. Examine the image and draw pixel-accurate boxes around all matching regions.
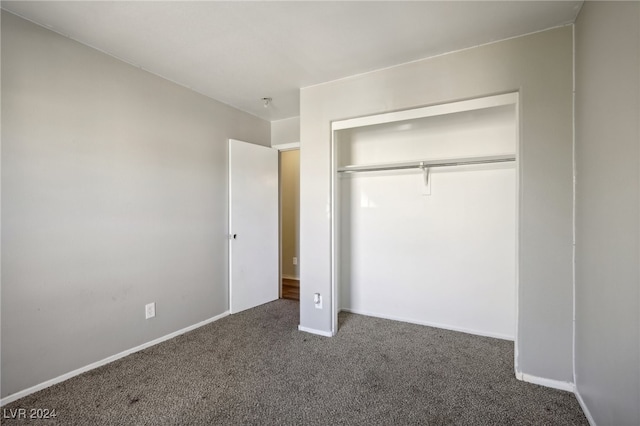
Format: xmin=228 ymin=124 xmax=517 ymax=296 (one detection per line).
xmin=337 ymin=154 xmax=515 ymax=174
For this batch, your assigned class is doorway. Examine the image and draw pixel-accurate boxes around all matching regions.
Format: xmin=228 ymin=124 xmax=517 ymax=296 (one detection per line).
xmin=279 ymin=148 xmax=300 ymax=301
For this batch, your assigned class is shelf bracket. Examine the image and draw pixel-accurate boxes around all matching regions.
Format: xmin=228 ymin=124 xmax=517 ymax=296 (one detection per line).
xmin=419 ymin=162 xmax=430 ymax=186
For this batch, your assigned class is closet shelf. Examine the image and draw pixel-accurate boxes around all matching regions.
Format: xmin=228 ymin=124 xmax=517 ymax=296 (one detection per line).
xmin=337 ymin=154 xmax=516 ymax=174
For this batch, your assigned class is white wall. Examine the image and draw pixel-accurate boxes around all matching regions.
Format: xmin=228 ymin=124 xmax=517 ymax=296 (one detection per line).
xmin=300 ymin=27 xmax=574 ymax=384
xmin=271 ymin=116 xmax=300 ymax=146
xmin=337 ymin=104 xmax=516 ymax=339
xmin=1 ymin=12 xmax=270 ymax=398
xmin=575 ymin=2 xmax=640 ymax=425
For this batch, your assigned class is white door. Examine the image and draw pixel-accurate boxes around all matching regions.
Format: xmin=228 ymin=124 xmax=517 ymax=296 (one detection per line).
xmin=229 ymin=139 xmax=279 ymax=314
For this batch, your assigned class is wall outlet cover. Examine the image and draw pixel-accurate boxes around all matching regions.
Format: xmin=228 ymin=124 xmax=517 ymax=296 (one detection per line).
xmin=145 ymin=302 xmax=156 ymax=319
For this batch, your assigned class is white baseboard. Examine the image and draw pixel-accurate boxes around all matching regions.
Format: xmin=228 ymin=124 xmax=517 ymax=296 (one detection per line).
xmin=297 ymin=325 xmax=333 ymax=337
xmin=515 ymin=371 xmax=575 ymax=392
xmin=0 ymin=311 xmax=230 ymax=406
xmin=281 ymin=275 xmax=299 ymax=281
xmin=574 ymin=387 xmax=597 ymax=426
xmin=340 ymin=308 xmax=514 ymax=341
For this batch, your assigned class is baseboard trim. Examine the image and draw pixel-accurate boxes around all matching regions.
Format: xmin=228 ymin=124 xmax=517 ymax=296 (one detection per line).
xmin=574 ymin=387 xmax=597 ymax=426
xmin=297 ymin=325 xmax=333 ymax=337
xmin=281 ymin=275 xmax=299 ymax=281
xmin=340 ymin=308 xmax=514 ymax=341
xmin=0 ymin=311 xmax=230 ymax=406
xmin=515 ymin=372 xmax=575 ymax=392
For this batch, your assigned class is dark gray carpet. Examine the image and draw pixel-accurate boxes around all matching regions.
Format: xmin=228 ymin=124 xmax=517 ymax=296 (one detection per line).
xmin=2 ymin=299 xmax=587 ymax=425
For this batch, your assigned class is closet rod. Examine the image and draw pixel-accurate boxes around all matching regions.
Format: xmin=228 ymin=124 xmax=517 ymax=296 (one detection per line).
xmin=337 ymin=154 xmax=515 ymax=174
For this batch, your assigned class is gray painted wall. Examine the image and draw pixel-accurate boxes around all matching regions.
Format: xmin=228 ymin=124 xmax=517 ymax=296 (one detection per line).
xmin=1 ymin=12 xmax=270 ymax=398
xmin=271 ymin=117 xmax=300 ymax=147
xmin=300 ymin=27 xmax=574 ymax=383
xmin=575 ymin=2 xmax=640 ymax=425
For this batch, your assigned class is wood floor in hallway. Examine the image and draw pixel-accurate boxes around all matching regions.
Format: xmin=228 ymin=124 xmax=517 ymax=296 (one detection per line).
xmin=282 ymin=278 xmax=299 ymax=301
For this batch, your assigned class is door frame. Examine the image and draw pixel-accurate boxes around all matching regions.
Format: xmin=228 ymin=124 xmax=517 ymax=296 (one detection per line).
xmin=273 ymin=142 xmax=301 ymax=299
xmin=329 ymin=92 xmax=520 ymax=360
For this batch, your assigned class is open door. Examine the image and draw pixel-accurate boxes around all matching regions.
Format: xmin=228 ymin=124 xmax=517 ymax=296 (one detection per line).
xmin=229 ymin=139 xmax=279 ymax=314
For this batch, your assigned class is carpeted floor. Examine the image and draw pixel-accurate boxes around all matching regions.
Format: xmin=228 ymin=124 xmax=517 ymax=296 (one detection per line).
xmin=1 ymin=299 xmax=587 ymax=425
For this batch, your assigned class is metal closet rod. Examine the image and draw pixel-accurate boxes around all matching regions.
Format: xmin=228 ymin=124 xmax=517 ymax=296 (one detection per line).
xmin=337 ymin=154 xmax=516 ymax=174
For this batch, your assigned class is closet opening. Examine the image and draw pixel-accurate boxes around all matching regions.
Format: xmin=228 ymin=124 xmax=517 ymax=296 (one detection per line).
xmin=330 ymin=93 xmax=519 ymax=349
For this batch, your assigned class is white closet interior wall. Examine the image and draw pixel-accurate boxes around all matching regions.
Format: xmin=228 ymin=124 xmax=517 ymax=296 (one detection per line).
xmin=337 ymin=104 xmax=517 ymax=340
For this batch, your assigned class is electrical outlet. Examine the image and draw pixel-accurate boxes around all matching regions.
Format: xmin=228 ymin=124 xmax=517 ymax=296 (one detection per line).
xmin=314 ymin=293 xmax=322 ymax=309
xmin=293 ymin=257 xmax=297 ymax=265
xmin=145 ymin=302 xmax=156 ymax=319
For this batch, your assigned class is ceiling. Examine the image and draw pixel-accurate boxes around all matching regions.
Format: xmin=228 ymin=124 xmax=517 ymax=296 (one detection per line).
xmin=2 ymin=1 xmax=583 ymax=121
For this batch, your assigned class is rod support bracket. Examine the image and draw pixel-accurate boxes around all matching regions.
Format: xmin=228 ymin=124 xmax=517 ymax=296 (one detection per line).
xmin=419 ymin=162 xmax=430 ymax=186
